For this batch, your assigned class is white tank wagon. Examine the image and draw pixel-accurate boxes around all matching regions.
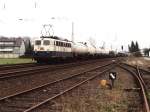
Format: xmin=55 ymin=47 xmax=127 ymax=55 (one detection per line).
xmin=88 ymin=45 xmax=96 ymax=56
xmin=72 ymin=42 xmax=88 ymax=57
xmin=101 ymin=48 xmax=110 ymax=54
xmin=94 ymin=48 xmax=110 ymax=58
xmin=95 ymin=47 xmax=103 ymax=55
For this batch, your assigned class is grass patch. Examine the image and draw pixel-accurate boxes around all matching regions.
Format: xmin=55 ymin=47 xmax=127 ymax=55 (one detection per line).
xmin=0 ymin=58 xmax=35 ymax=65
xmin=54 ymin=87 xmax=129 ymax=112
xmin=147 ymin=92 xmax=150 ymax=101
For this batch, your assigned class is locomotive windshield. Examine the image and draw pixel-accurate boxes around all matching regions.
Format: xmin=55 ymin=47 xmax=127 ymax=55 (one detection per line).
xmin=35 ymin=40 xmax=41 ymax=45
xmin=43 ymin=40 xmax=50 ymax=45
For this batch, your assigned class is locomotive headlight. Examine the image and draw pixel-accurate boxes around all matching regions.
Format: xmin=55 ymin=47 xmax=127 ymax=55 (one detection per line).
xmin=46 ymin=50 xmax=49 ymax=53
xmin=40 ymin=47 xmax=44 ymax=50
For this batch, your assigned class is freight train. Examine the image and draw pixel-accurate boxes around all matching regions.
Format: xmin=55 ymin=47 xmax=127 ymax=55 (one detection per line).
xmin=33 ymin=36 xmax=111 ymax=63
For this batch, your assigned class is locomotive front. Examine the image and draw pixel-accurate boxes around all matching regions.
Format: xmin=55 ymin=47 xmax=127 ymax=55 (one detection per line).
xmin=33 ymin=36 xmax=73 ymax=63
xmin=33 ymin=38 xmax=54 ymax=62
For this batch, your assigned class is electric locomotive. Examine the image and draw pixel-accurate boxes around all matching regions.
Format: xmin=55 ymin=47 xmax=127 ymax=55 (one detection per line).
xmin=33 ymin=36 xmax=73 ymax=62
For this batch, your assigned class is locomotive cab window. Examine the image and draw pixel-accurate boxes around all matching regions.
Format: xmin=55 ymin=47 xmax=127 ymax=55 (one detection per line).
xmin=43 ymin=40 xmax=50 ymax=45
xmin=65 ymin=43 xmax=67 ymax=47
xmin=61 ymin=42 xmax=63 ymax=46
xmin=56 ymin=41 xmax=58 ymax=46
xmin=66 ymin=43 xmax=69 ymax=47
xmin=58 ymin=42 xmax=60 ymax=46
xmin=56 ymin=41 xmax=61 ymax=46
xmin=35 ymin=40 xmax=41 ymax=45
xmin=68 ymin=43 xmax=71 ymax=47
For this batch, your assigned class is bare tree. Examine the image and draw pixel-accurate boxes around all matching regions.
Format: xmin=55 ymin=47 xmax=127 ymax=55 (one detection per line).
xmin=89 ymin=37 xmax=96 ymax=47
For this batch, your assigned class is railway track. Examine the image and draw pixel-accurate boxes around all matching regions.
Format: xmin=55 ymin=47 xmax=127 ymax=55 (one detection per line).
xmin=0 ymin=61 xmax=115 ymax=112
xmin=121 ymin=63 xmax=150 ymax=74
xmin=0 ymin=63 xmax=39 ymax=71
xmin=0 ymin=59 xmax=115 ymax=80
xmin=0 ymin=59 xmax=117 ymax=99
xmin=119 ymin=63 xmax=150 ymax=112
xmin=0 ymin=58 xmax=116 ymax=71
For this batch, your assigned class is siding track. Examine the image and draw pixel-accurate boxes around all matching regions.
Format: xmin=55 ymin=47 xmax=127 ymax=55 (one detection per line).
xmin=119 ymin=63 xmax=150 ymax=112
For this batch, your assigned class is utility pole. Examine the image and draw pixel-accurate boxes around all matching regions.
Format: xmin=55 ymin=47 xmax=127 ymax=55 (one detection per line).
xmin=111 ymin=44 xmax=112 ymax=50
xmin=71 ymin=22 xmax=74 ymax=43
xmin=50 ymin=17 xmax=74 ymax=42
xmin=3 ymin=3 xmax=5 ymax=9
xmin=34 ymin=2 xmax=37 ymax=8
xmin=102 ymin=41 xmax=105 ymax=49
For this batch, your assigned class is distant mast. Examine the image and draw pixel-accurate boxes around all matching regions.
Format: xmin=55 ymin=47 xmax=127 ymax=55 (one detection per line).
xmin=34 ymin=2 xmax=37 ymax=8
xmin=3 ymin=3 xmax=5 ymax=9
xmin=71 ymin=22 xmax=74 ymax=43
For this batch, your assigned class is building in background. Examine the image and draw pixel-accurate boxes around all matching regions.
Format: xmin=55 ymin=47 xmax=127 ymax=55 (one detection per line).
xmin=0 ymin=37 xmax=26 ymax=58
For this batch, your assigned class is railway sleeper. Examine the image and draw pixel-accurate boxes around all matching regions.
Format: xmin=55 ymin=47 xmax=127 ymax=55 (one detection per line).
xmin=0 ymin=109 xmax=19 ymax=112
xmin=6 ymin=104 xmax=30 ymax=109
xmin=13 ymin=97 xmax=38 ymax=101
xmin=4 ymin=101 xmax=36 ymax=106
xmin=124 ymin=87 xmax=141 ymax=92
xmin=1 ymin=102 xmax=38 ymax=111
xmin=9 ymin=99 xmax=41 ymax=105
xmin=1 ymin=106 xmax=26 ymax=112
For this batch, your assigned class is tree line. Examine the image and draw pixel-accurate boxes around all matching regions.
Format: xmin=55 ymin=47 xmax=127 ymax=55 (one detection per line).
xmin=128 ymin=41 xmax=141 ymax=56
xmin=128 ymin=41 xmax=150 ymax=56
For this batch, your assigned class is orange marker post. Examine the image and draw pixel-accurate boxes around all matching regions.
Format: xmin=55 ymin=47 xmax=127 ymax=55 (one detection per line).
xmin=100 ymin=79 xmax=107 ymax=87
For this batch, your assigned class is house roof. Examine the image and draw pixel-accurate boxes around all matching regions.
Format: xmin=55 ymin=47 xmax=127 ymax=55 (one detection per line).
xmin=0 ymin=37 xmax=24 ymax=47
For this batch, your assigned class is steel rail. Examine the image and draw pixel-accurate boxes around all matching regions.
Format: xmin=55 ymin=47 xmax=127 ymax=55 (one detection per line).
xmin=0 ymin=58 xmax=116 ymax=71
xmin=136 ymin=66 xmax=150 ymax=112
xmin=0 ymin=63 xmax=34 ymax=67
xmin=121 ymin=63 xmax=150 ymax=74
xmin=0 ymin=63 xmax=115 ymax=112
xmin=136 ymin=66 xmax=147 ymax=89
xmin=0 ymin=63 xmax=37 ymax=70
xmin=119 ymin=64 xmax=150 ymax=112
xmin=23 ymin=65 xmax=114 ymax=112
xmin=0 ymin=65 xmax=54 ymax=79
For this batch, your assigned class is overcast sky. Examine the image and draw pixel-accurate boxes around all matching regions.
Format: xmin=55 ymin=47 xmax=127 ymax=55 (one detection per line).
xmin=0 ymin=0 xmax=150 ymax=51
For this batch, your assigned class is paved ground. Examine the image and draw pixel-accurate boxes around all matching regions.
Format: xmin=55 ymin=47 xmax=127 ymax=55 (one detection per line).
xmin=125 ymin=56 xmax=150 ymax=70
